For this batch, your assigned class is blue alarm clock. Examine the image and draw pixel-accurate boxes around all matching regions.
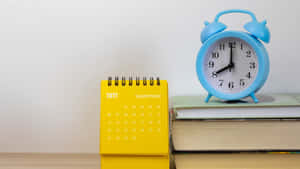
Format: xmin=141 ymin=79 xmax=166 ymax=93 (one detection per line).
xmin=196 ymin=9 xmax=270 ymax=103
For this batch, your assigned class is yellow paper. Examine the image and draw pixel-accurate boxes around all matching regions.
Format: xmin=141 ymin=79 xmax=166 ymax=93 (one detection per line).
xmin=101 ymin=155 xmax=169 ymax=169
xmin=100 ymin=79 xmax=169 ymax=164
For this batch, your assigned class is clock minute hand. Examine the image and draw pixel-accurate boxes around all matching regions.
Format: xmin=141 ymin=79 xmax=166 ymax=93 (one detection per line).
xmin=229 ymin=43 xmax=234 ymax=67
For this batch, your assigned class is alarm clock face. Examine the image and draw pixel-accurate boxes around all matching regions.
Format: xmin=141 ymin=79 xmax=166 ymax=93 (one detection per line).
xmin=203 ymin=37 xmax=258 ymax=94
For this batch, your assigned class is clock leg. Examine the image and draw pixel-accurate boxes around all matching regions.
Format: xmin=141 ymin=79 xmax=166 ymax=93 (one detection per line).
xmin=205 ymin=93 xmax=212 ymax=102
xmin=250 ymin=93 xmax=259 ymax=103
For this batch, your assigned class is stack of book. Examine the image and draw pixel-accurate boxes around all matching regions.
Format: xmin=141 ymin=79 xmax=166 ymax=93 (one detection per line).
xmin=170 ymin=94 xmax=300 ymax=169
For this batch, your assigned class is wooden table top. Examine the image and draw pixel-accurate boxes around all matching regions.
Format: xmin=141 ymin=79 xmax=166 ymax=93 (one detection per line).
xmin=0 ymin=153 xmax=100 ymax=169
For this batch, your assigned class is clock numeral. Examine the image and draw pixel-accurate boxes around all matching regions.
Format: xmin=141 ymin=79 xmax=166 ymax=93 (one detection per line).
xmin=212 ymin=52 xmax=219 ymax=59
xmin=212 ymin=72 xmax=217 ymax=78
xmin=218 ymin=79 xmax=224 ymax=87
xmin=246 ymin=72 xmax=251 ymax=79
xmin=240 ymin=79 xmax=246 ymax=87
xmin=246 ymin=50 xmax=251 ymax=58
xmin=229 ymin=41 xmax=236 ymax=48
xmin=250 ymin=62 xmax=256 ymax=69
xmin=219 ymin=43 xmax=225 ymax=50
xmin=228 ymin=81 xmax=234 ymax=89
xmin=208 ymin=61 xmax=214 ymax=68
xmin=241 ymin=43 xmax=243 ymax=50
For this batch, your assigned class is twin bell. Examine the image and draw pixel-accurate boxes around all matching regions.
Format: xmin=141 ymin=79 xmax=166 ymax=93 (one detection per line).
xmin=200 ymin=9 xmax=270 ymax=44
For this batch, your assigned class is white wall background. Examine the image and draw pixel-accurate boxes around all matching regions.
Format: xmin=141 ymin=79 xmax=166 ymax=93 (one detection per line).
xmin=0 ymin=0 xmax=299 ymax=153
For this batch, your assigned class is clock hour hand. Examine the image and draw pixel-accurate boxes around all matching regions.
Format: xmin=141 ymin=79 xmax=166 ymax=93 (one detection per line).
xmin=215 ymin=64 xmax=231 ymax=74
xmin=214 ymin=43 xmax=235 ymax=75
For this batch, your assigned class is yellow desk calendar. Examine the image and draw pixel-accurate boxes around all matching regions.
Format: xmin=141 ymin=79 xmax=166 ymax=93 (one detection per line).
xmin=100 ymin=77 xmax=169 ymax=169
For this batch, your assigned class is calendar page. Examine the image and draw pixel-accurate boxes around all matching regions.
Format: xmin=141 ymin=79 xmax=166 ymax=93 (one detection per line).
xmin=100 ymin=78 xmax=169 ymax=155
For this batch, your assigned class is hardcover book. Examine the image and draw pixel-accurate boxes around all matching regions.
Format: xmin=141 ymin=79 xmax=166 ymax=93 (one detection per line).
xmin=171 ymin=93 xmax=300 ymax=151
xmin=172 ymin=93 xmax=300 ymax=119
